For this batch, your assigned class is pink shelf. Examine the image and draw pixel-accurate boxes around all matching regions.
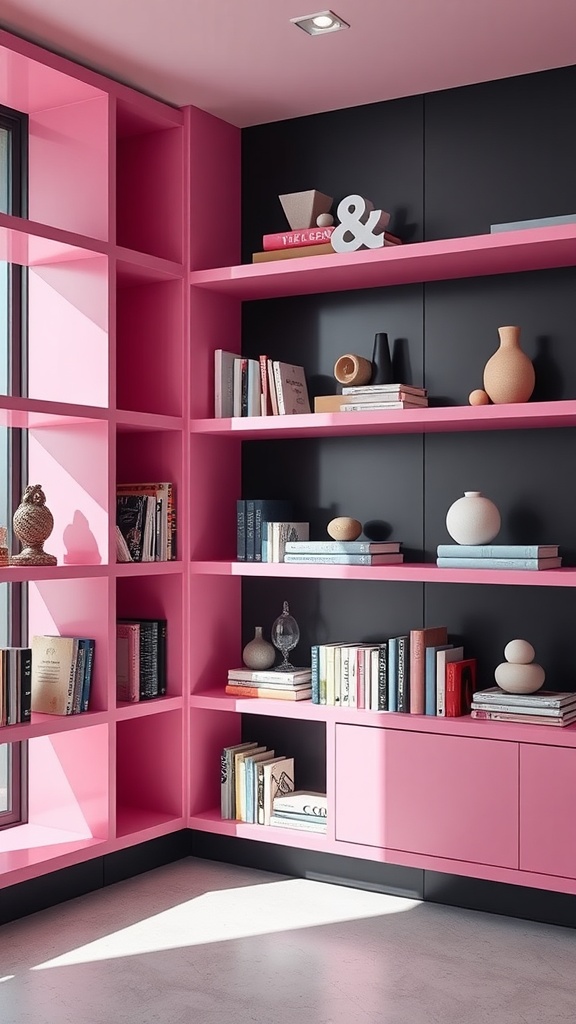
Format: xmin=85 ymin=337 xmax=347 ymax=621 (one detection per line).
xmin=0 ymin=211 xmax=109 ymax=266
xmin=0 ymin=711 xmax=109 ymax=744
xmin=0 ymin=396 xmax=110 ymax=428
xmin=116 ymin=696 xmax=184 ymax=720
xmin=188 ymin=224 xmax=576 ymax=300
xmin=115 ymin=808 xmax=185 ymax=839
xmin=190 ymin=400 xmax=576 ymax=439
xmin=116 ymin=247 xmax=184 ymax=284
xmin=0 ymin=565 xmax=110 ymax=583
xmin=189 ymin=808 xmax=328 ymax=851
xmin=115 ymin=561 xmax=183 ymax=577
xmin=189 ymin=560 xmax=576 ymax=587
xmin=189 ymin=693 xmax=576 ymax=748
xmin=115 ymin=409 xmax=184 ymax=432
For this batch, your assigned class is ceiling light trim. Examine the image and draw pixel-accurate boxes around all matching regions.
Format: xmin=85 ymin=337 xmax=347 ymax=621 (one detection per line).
xmin=290 ymin=10 xmax=350 ymax=36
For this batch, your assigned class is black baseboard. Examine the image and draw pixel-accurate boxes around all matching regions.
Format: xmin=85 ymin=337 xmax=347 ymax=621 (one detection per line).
xmin=0 ymin=831 xmax=190 ymax=927
xmin=2 ymin=831 xmax=576 ymax=930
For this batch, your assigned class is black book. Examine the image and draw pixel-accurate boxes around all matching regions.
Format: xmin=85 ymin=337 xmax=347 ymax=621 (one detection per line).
xmin=119 ymin=619 xmax=158 ymax=699
xmin=236 ymin=499 xmax=246 ymax=560
xmin=116 ymin=495 xmax=147 ymax=562
xmin=18 ymin=648 xmax=32 ymax=723
xmin=377 ymin=643 xmax=388 ymax=711
xmin=397 ymin=635 xmax=410 ymax=713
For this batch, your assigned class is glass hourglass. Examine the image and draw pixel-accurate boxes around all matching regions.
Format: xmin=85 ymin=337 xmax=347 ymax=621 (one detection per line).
xmin=271 ymin=601 xmax=300 ymax=671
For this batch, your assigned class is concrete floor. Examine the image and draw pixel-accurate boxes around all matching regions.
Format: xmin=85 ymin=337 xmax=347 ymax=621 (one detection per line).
xmin=0 ymin=858 xmax=575 ymax=1024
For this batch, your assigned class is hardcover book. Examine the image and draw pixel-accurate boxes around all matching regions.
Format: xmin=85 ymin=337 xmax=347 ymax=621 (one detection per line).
xmin=227 ymin=668 xmax=311 ymax=683
xmin=253 ymin=499 xmax=294 ymax=562
xmin=225 ymin=685 xmax=312 ymax=700
xmin=472 ymin=687 xmax=576 ymax=709
xmin=445 ymin=658 xmax=477 ymax=717
xmin=267 ymin=521 xmax=310 ymax=562
xmin=269 ymin=815 xmax=327 ymax=833
xmin=214 ymin=348 xmax=237 ymax=418
xmin=436 ymin=556 xmax=562 ymax=570
xmin=262 ymin=757 xmax=294 ymax=825
xmin=31 ymin=635 xmax=78 ymax=716
xmin=409 ymin=626 xmax=448 ymax=715
xmin=436 ymin=646 xmax=464 ymax=716
xmin=436 ymin=544 xmax=559 ymax=559
xmin=425 ymin=644 xmax=452 ymax=715
xmin=285 ymin=540 xmax=401 ymax=554
xmin=221 ymin=741 xmax=257 ymax=819
xmin=283 ymin=552 xmax=403 ymax=565
xmin=471 ymin=709 xmax=576 ymax=727
xmin=116 ymin=623 xmax=140 ymax=702
xmin=272 ymin=361 xmax=311 ymax=415
xmin=273 ymin=791 xmax=327 ymax=815
xmin=263 ymin=226 xmax=335 ymax=250
xmin=470 ymin=699 xmax=576 ymax=717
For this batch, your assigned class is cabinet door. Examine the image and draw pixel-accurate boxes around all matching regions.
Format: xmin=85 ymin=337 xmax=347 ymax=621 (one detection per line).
xmin=520 ymin=744 xmax=576 ymax=878
xmin=335 ymin=725 xmax=519 ymax=867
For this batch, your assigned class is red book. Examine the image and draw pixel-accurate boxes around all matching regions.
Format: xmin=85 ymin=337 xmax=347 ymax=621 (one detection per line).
xmin=445 ymin=658 xmax=477 ymax=717
xmin=410 ymin=626 xmax=448 ymax=714
xmin=263 ymin=227 xmax=335 ymax=251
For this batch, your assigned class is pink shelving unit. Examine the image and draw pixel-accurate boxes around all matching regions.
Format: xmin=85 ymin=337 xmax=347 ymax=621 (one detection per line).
xmin=1 ymin=23 xmax=576 ymax=905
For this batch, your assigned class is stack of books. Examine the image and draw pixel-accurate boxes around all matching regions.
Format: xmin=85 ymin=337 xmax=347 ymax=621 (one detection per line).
xmin=284 ymin=539 xmax=403 ymax=566
xmin=116 ymin=482 xmax=176 ymax=562
xmin=436 ymin=544 xmax=561 ymax=571
xmin=270 ymin=790 xmax=328 ymax=834
xmin=220 ymin=740 xmax=295 ymax=822
xmin=31 ymin=635 xmax=95 ymax=715
xmin=0 ymin=647 xmax=32 ymax=726
xmin=116 ymin=619 xmax=167 ymax=701
xmin=471 ymin=687 xmax=576 ymax=727
xmin=338 ymin=383 xmax=428 ymax=413
xmin=215 ymin=350 xmax=311 ymax=417
xmin=252 ymin=226 xmax=402 ymax=263
xmin=226 ymin=667 xmax=312 ymax=701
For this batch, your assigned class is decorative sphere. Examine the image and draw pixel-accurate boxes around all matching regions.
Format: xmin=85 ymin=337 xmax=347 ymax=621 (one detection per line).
xmin=504 ymin=639 xmax=535 ymax=665
xmin=327 ymin=516 xmax=362 ymax=541
xmin=316 ymin=213 xmax=334 ymax=227
xmin=469 ymin=389 xmax=490 ymax=406
xmin=445 ymin=491 xmax=501 ymax=545
xmin=495 ymin=661 xmax=545 ymax=694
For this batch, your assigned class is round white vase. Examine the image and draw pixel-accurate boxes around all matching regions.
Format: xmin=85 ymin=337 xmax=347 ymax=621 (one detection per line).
xmin=445 ymin=491 xmax=501 ymax=545
xmin=495 ymin=661 xmax=545 ymax=694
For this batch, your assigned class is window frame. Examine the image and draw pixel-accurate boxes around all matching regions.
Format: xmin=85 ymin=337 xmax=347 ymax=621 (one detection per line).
xmin=0 ymin=101 xmax=29 ymax=831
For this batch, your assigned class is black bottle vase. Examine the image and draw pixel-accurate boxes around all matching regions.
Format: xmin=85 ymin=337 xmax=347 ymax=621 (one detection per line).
xmin=371 ymin=332 xmax=393 ymax=384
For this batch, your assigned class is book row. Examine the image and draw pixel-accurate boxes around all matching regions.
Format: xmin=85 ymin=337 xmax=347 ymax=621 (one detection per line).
xmin=215 ymin=351 xmax=311 ymax=418
xmin=311 ymin=628 xmax=476 ymax=716
xmin=0 ymin=647 xmax=32 ymax=726
xmin=220 ymin=740 xmax=327 ymax=833
xmin=227 ymin=667 xmax=312 ymax=702
xmin=436 ymin=543 xmax=562 ymax=571
xmin=471 ymin=686 xmax=576 ymax=727
xmin=116 ymin=619 xmax=167 ymax=702
xmin=116 ymin=482 xmax=177 ymax=562
xmin=31 ymin=635 xmax=95 ymax=716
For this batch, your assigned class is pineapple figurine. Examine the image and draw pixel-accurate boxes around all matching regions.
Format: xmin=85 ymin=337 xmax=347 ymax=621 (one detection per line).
xmin=11 ymin=484 xmax=57 ymax=566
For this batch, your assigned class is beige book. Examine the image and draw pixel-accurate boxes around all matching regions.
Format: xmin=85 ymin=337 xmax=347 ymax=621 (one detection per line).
xmin=252 ymin=242 xmax=335 ymax=262
xmin=314 ymin=394 xmax=349 ymax=413
xmin=31 ymin=635 xmax=78 ymax=715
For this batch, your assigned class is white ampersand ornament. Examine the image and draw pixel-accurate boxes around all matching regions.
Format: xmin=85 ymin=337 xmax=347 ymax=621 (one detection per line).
xmin=331 ymin=194 xmax=391 ymax=253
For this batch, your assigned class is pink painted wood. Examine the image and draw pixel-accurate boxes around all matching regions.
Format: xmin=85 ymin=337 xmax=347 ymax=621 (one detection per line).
xmin=520 ymin=745 xmax=576 ymax=879
xmin=335 ymin=725 xmax=519 ymax=868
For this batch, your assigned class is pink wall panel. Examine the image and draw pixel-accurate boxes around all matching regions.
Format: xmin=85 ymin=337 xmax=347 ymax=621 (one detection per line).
xmin=28 ymin=256 xmax=109 ymax=407
xmin=520 ymin=745 xmax=576 ymax=879
xmin=28 ymin=421 xmax=109 ymax=566
xmin=187 ymin=105 xmax=240 ymax=271
xmin=335 ymin=725 xmax=519 ymax=868
xmin=29 ymin=96 xmax=109 ymax=239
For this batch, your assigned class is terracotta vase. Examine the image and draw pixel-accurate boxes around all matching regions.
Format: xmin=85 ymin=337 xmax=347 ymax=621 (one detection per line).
xmin=483 ymin=326 xmax=535 ymax=404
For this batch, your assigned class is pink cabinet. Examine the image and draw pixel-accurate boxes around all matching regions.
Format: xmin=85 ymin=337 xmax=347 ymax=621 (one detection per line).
xmin=520 ymin=744 xmax=576 ymax=879
xmin=335 ymin=724 xmax=519 ymax=868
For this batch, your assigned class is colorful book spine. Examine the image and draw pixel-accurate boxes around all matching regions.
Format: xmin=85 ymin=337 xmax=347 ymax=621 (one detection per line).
xmin=471 ymin=709 xmax=576 ymax=726
xmin=436 ymin=544 xmax=559 ymax=559
xmin=445 ymin=659 xmax=477 ymax=717
xmin=236 ymin=499 xmax=246 ymax=560
xmin=263 ymin=227 xmax=335 ymax=250
xmin=425 ymin=644 xmax=451 ymax=716
xmin=472 ymin=688 xmax=576 ymax=709
xmin=436 ymin=557 xmax=561 ymax=570
xmin=409 ymin=627 xmax=448 ymax=715
xmin=470 ymin=700 xmax=576 ymax=717
xmin=80 ymin=639 xmax=95 ymax=712
xmin=310 ymin=645 xmax=320 ymax=704
xmin=387 ymin=638 xmax=398 ymax=713
xmin=225 ymin=685 xmax=312 ymax=700
xmin=397 ymin=635 xmax=410 ymax=712
xmin=285 ymin=541 xmax=401 ymax=554
xmin=245 ymin=500 xmax=256 ymax=561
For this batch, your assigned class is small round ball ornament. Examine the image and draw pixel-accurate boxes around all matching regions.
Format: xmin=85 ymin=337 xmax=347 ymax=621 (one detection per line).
xmin=469 ymin=389 xmax=490 ymax=406
xmin=494 ymin=638 xmax=545 ymax=695
xmin=327 ymin=517 xmax=362 ymax=541
xmin=316 ymin=213 xmax=334 ymax=227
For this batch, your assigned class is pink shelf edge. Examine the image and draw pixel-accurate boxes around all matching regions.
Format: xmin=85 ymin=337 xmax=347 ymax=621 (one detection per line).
xmin=188 ymin=223 xmax=576 ymax=297
xmin=189 ymin=693 xmax=576 ymax=747
xmin=115 ymin=696 xmax=184 ymax=719
xmin=190 ymin=400 xmax=576 ymax=438
xmin=189 ymin=810 xmax=328 ymax=850
xmin=189 ymin=561 xmax=576 ymax=586
xmin=115 ymin=409 xmax=184 ymax=431
xmin=114 ymin=561 xmax=184 ymax=576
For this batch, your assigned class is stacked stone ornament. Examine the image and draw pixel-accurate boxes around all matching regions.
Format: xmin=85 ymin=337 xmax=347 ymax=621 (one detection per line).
xmin=494 ymin=639 xmax=545 ymax=695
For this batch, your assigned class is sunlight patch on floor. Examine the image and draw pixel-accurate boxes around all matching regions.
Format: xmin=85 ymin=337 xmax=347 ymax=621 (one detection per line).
xmin=31 ymin=877 xmax=419 ymax=970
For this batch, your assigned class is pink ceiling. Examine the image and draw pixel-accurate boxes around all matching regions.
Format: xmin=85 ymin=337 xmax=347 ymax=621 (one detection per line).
xmin=0 ymin=0 xmax=574 ymax=126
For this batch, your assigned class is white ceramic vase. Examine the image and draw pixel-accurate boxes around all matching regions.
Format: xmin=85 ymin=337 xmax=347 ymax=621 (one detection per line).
xmin=445 ymin=491 xmax=501 ymax=545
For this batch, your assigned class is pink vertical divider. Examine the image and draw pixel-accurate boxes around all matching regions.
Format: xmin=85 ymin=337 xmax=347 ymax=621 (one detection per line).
xmin=29 ymin=96 xmax=109 ymax=240
xmin=28 ymin=420 xmax=109 ymax=566
xmin=108 ymin=98 xmax=118 ymax=247
xmin=186 ymin=105 xmax=240 ymax=271
xmin=28 ymin=255 xmax=109 ymax=408
xmin=28 ymin=577 xmax=110 ymax=713
xmin=189 ymin=709 xmax=241 ymax=817
xmin=189 ymin=576 xmax=242 ymax=694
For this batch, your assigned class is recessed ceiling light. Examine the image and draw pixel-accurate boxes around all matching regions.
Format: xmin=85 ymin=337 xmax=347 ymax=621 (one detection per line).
xmin=290 ymin=10 xmax=350 ymax=36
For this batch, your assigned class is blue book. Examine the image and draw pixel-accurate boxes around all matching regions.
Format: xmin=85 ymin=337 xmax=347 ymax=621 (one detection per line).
xmin=310 ymin=645 xmax=319 ymax=703
xmin=436 ymin=544 xmax=558 ymax=559
xmin=283 ymin=553 xmax=403 ymax=565
xmin=80 ymin=639 xmax=95 ymax=712
xmin=285 ymin=540 xmax=401 ymax=554
xmin=437 ymin=556 xmax=561 ymax=570
xmin=387 ymin=637 xmax=398 ymax=713
xmin=273 ymin=811 xmax=327 ymax=825
xmin=425 ymin=644 xmax=452 ymax=715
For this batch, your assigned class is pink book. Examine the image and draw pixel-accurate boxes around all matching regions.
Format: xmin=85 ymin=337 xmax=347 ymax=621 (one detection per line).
xmin=116 ymin=623 xmax=140 ymax=702
xmin=263 ymin=227 xmax=335 ymax=251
